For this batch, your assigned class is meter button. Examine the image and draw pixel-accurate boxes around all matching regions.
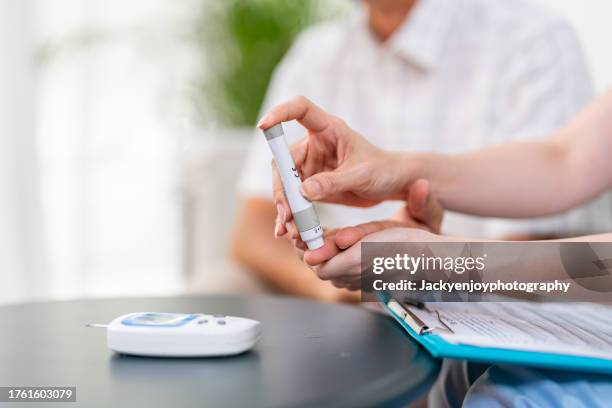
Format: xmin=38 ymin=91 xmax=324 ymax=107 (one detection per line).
xmin=197 ymin=319 xmax=208 ymax=324
xmin=217 ymin=320 xmax=226 ymax=325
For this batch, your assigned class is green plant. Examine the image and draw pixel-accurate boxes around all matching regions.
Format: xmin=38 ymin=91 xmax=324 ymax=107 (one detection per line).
xmin=189 ymin=0 xmax=342 ymax=127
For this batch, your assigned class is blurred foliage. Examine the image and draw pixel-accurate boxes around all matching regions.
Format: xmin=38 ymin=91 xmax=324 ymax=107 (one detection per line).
xmin=189 ymin=0 xmax=343 ymax=127
xmin=35 ymin=0 xmax=347 ymax=129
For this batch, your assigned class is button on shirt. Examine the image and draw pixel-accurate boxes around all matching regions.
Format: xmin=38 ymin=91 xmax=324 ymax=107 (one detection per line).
xmin=239 ymin=0 xmax=612 ymax=238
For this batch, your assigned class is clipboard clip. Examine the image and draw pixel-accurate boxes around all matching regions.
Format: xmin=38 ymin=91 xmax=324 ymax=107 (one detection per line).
xmin=428 ymin=310 xmax=454 ymax=334
xmin=386 ymin=298 xmax=454 ymax=335
xmin=402 ymin=298 xmax=454 ymax=334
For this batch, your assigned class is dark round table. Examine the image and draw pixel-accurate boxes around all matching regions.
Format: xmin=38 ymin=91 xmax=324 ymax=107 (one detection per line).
xmin=0 ymin=295 xmax=440 ymax=407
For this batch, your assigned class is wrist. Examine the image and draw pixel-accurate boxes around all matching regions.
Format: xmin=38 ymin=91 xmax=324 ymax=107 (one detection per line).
xmin=390 ymin=151 xmax=431 ymax=197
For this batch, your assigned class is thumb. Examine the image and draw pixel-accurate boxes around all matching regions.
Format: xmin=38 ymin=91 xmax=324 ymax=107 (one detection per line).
xmin=407 ymin=179 xmax=430 ymax=216
xmin=407 ymin=179 xmax=444 ymax=233
xmin=301 ymin=171 xmax=351 ymax=201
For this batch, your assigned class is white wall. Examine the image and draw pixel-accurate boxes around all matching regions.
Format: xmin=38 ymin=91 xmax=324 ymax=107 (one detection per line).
xmin=0 ymin=0 xmax=195 ymax=305
xmin=537 ymin=0 xmax=612 ymax=91
xmin=34 ymin=0 xmax=191 ymax=301
xmin=0 ymin=0 xmax=48 ymax=304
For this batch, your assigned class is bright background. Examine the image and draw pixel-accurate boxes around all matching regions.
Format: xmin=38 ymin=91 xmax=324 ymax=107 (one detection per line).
xmin=1 ymin=0 xmax=611 ymax=305
xmin=539 ymin=0 xmax=612 ymax=92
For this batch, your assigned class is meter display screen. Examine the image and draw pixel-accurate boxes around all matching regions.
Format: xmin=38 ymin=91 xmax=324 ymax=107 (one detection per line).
xmin=121 ymin=313 xmax=198 ymax=327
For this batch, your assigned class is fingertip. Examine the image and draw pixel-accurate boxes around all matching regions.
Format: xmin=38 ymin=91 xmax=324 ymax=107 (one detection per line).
xmin=256 ymin=114 xmax=270 ymax=129
xmin=286 ymin=221 xmax=299 ymax=239
xmin=274 ymin=220 xmax=288 ymax=238
xmin=409 ymin=179 xmax=429 ymax=213
xmin=303 ymin=239 xmax=338 ymax=266
xmin=416 ymin=178 xmax=430 ymax=199
xmin=295 ymin=239 xmax=308 ymax=251
xmin=301 ymin=178 xmax=321 ymax=200
xmin=278 ymin=223 xmax=288 ymax=236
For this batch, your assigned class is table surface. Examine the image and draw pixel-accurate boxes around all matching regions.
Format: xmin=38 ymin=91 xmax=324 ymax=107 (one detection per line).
xmin=0 ymin=295 xmax=440 ymax=408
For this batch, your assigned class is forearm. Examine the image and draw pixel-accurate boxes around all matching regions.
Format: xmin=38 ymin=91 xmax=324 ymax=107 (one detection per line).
xmin=405 ymin=140 xmax=573 ymax=217
xmin=233 ymin=235 xmax=325 ymax=297
xmin=231 ymin=199 xmax=342 ymax=299
xmin=402 ymin=90 xmax=612 ymax=218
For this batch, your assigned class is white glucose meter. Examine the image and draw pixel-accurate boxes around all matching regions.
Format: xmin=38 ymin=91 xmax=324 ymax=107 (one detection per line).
xmin=87 ymin=312 xmax=261 ymax=357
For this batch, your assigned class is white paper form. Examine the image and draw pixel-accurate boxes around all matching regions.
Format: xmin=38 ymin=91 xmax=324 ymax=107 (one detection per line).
xmin=408 ymin=302 xmax=612 ymax=360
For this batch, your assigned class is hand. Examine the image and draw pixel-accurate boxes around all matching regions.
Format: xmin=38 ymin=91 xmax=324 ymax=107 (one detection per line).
xmin=291 ymin=178 xmax=444 ymax=266
xmin=312 ymin=227 xmax=442 ymax=291
xmin=258 ymin=96 xmax=412 ymax=235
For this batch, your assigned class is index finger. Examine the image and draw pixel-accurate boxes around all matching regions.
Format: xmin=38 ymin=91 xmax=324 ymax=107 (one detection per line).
xmin=335 ymin=220 xmax=401 ymax=250
xmin=303 ymin=237 xmax=339 ymax=267
xmin=257 ymin=96 xmax=332 ymax=134
xmin=303 ymin=229 xmax=340 ymax=266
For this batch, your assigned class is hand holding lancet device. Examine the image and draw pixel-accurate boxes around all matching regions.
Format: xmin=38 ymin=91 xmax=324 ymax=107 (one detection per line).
xmin=262 ymin=122 xmax=324 ymax=250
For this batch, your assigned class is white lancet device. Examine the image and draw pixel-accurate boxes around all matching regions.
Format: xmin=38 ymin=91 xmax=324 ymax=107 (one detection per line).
xmin=87 ymin=312 xmax=261 ymax=357
xmin=263 ymin=122 xmax=324 ymax=250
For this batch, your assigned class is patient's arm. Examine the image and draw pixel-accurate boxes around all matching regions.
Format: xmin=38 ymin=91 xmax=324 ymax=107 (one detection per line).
xmin=407 ymin=90 xmax=612 ymax=218
xmin=230 ymin=197 xmax=359 ymax=302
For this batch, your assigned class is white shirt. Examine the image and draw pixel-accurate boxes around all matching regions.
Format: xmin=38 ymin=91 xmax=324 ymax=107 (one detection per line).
xmin=239 ymin=0 xmax=612 ymax=238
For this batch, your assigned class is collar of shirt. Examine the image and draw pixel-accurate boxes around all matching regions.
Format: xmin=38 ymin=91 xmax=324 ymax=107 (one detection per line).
xmin=352 ymin=0 xmax=461 ymax=71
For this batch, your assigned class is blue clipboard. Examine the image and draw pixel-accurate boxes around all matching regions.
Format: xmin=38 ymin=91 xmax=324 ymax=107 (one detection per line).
xmin=377 ymin=292 xmax=612 ymax=375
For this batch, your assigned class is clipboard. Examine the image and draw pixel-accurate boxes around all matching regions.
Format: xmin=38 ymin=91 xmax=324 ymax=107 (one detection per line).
xmin=377 ymin=291 xmax=612 ymax=374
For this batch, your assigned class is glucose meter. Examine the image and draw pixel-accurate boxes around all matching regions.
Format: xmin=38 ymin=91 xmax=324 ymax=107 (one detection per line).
xmin=262 ymin=122 xmax=324 ymax=250
xmin=87 ymin=312 xmax=261 ymax=357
